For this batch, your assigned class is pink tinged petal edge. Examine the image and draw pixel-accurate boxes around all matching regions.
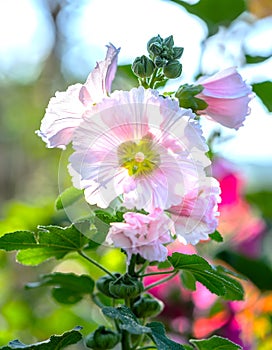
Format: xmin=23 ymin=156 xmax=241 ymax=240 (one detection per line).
xmin=37 ymin=43 xmax=120 ymax=149
xmin=106 ymin=210 xmax=174 ymax=263
xmin=169 ymin=177 xmax=221 ymax=245
xmin=196 ymin=67 xmax=253 ymax=129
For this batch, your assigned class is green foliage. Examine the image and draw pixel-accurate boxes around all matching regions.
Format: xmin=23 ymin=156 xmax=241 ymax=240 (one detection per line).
xmin=189 ymin=335 xmax=242 ymax=349
xmin=0 ymin=327 xmax=82 ymax=349
xmin=209 ymin=230 xmax=223 ymax=243
xmin=252 ymin=82 xmax=272 ymax=112
xmin=25 ymin=272 xmax=94 ymax=304
xmin=0 ymin=223 xmax=89 ymax=265
xmin=168 ymin=253 xmax=244 ymax=300
xmin=102 ymin=306 xmax=151 ymax=335
xmin=146 ymin=322 xmax=185 ymax=350
xmin=245 ymin=55 xmax=271 ymax=64
xmin=169 ymin=0 xmax=246 ymax=35
xmin=245 ymin=190 xmax=272 ymax=220
xmin=55 ymin=187 xmax=84 ymax=210
xmin=217 ymin=250 xmax=272 ymax=291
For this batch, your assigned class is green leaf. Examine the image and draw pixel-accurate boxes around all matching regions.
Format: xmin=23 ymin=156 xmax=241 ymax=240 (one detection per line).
xmin=180 ymin=271 xmax=196 ymax=291
xmin=252 ymin=81 xmax=272 ymax=112
xmin=0 ymin=223 xmax=89 ymax=265
xmin=169 ymin=0 xmax=246 ymax=35
xmin=245 ymin=55 xmax=270 ymax=64
xmin=55 ymin=187 xmax=84 ymax=210
xmin=168 ymin=253 xmax=244 ymax=300
xmin=245 ymin=190 xmax=272 ymax=219
xmin=190 ymin=335 xmax=242 ymax=350
xmin=209 ymin=230 xmax=223 ymax=243
xmin=112 ymin=64 xmax=139 ymax=90
xmin=102 ymin=306 xmax=151 ymax=335
xmin=26 ymin=272 xmax=94 ymax=304
xmin=217 ymin=250 xmax=272 ymax=291
xmin=0 ymin=327 xmax=82 ymax=349
xmin=146 ymin=322 xmax=185 ymax=350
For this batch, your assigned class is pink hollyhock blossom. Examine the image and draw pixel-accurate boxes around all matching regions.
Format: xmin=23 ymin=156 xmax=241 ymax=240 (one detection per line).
xmin=37 ymin=43 xmax=120 ymax=148
xmin=106 ymin=209 xmax=174 ymax=262
xmin=168 ymin=177 xmax=221 ymax=245
xmin=196 ymin=67 xmax=253 ymax=129
xmin=69 ymin=86 xmax=212 ymax=212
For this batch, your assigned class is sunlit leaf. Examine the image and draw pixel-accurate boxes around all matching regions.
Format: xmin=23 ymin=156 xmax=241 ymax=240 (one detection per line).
xmin=190 ymin=335 xmax=242 ymax=349
xmin=168 ymin=253 xmax=244 ymax=300
xmin=169 ymin=0 xmax=246 ymax=35
xmin=252 ymin=82 xmax=272 ymax=112
xmin=26 ymin=272 xmax=94 ymax=304
xmin=0 ymin=327 xmax=82 ymax=349
xmin=55 ymin=187 xmax=84 ymax=210
xmin=0 ymin=223 xmax=89 ymax=265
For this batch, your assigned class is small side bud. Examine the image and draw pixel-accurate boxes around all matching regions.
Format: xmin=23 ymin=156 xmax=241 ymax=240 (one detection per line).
xmin=173 ymin=47 xmax=184 ymax=59
xmin=163 ymin=35 xmax=174 ymax=49
xmin=96 ymin=273 xmax=121 ymax=298
xmin=147 ymin=35 xmax=163 ymax=55
xmin=163 ymin=60 xmax=182 ymax=79
xmin=132 ymin=293 xmax=164 ymax=318
xmin=132 ymin=55 xmax=155 ymax=78
xmin=85 ymin=326 xmax=120 ymax=349
xmin=109 ymin=273 xmax=144 ymax=299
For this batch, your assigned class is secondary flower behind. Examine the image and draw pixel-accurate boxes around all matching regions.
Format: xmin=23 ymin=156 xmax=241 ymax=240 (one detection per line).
xmin=196 ymin=67 xmax=253 ymax=129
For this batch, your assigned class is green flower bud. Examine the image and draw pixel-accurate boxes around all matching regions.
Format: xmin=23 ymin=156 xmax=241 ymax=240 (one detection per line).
xmin=154 ymin=56 xmax=166 ymax=68
xmin=132 ymin=294 xmax=164 ymax=318
xmin=173 ymin=46 xmax=184 ymax=59
xmin=109 ymin=274 xmax=144 ymax=299
xmin=175 ymin=84 xmax=208 ymax=111
xmin=147 ymin=35 xmax=163 ymax=55
xmin=96 ymin=273 xmax=121 ymax=298
xmin=132 ymin=55 xmax=155 ymax=78
xmin=163 ymin=35 xmax=174 ymax=49
xmin=163 ymin=60 xmax=182 ymax=79
xmin=85 ymin=326 xmax=120 ymax=349
xmin=149 ymin=43 xmax=162 ymax=56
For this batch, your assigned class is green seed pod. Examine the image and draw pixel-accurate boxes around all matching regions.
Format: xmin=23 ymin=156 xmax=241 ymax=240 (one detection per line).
xmin=163 ymin=59 xmax=182 ymax=79
xmin=109 ymin=274 xmax=144 ymax=299
xmin=85 ymin=326 xmax=120 ymax=349
xmin=132 ymin=55 xmax=155 ymax=78
xmin=132 ymin=293 xmax=164 ymax=318
xmin=96 ymin=273 xmax=121 ymax=298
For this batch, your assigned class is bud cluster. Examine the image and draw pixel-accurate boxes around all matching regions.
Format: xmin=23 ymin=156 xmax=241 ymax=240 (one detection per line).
xmin=132 ymin=34 xmax=184 ymax=85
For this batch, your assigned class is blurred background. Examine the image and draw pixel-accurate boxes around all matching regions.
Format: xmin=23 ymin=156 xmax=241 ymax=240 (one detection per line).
xmin=0 ymin=0 xmax=272 ymax=349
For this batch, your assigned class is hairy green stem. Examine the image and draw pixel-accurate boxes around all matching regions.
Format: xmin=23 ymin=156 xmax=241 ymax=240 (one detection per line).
xmin=139 ymin=269 xmax=176 ymax=277
xmin=78 ymin=250 xmax=116 ymax=278
xmin=144 ymin=270 xmax=179 ymax=291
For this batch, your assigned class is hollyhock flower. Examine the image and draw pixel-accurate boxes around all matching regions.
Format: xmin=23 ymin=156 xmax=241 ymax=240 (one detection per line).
xmin=37 ymin=43 xmax=120 ymax=148
xmin=196 ymin=67 xmax=253 ymax=129
xmin=69 ymin=86 xmax=214 ymax=213
xmin=106 ymin=209 xmax=174 ymax=262
xmin=168 ymin=177 xmax=220 ymax=245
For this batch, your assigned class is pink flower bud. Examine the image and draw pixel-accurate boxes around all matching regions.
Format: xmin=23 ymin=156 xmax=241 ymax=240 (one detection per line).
xmin=196 ymin=67 xmax=253 ymax=129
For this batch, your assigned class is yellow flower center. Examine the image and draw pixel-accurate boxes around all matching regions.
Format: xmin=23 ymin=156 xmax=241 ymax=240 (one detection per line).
xmin=117 ymin=136 xmax=160 ymax=177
